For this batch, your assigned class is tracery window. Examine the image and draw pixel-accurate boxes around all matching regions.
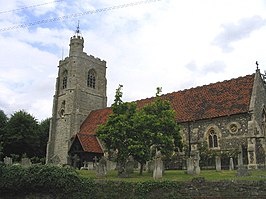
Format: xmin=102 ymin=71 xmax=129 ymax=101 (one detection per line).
xmin=62 ymin=70 xmax=68 ymax=89
xmin=208 ymin=128 xmax=218 ymax=148
xmin=87 ymin=70 xmax=96 ymax=89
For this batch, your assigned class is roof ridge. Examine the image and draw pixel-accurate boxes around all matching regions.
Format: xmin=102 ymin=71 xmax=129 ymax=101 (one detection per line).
xmin=134 ymin=73 xmax=255 ymax=103
xmin=169 ymin=73 xmax=254 ymax=95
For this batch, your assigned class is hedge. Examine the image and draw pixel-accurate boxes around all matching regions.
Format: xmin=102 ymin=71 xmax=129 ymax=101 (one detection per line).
xmin=1 ymin=164 xmax=266 ymax=199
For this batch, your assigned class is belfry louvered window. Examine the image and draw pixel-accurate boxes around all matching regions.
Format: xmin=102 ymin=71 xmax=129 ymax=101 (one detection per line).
xmin=62 ymin=70 xmax=68 ymax=89
xmin=87 ymin=70 xmax=96 ymax=89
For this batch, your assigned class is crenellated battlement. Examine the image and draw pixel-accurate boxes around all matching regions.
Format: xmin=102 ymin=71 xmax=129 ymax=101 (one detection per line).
xmin=70 ymin=35 xmax=84 ymax=40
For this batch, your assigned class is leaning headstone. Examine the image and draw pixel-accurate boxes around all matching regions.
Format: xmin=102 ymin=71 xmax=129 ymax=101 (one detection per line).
xmin=96 ymin=156 xmax=107 ymax=178
xmin=215 ymin=156 xmax=221 ymax=171
xmin=229 ymin=157 xmax=234 ymax=171
xmin=187 ymin=157 xmax=194 ymax=175
xmin=21 ymin=158 xmax=32 ymax=167
xmin=4 ymin=157 xmax=12 ymax=166
xmin=153 ymin=150 xmax=163 ymax=179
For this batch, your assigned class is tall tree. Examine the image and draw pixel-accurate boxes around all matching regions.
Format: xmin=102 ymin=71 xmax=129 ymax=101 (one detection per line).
xmin=0 ymin=110 xmax=8 ymax=159
xmin=4 ymin=110 xmax=39 ymax=158
xmin=133 ymin=88 xmax=182 ymax=174
xmin=97 ymin=85 xmax=137 ymax=176
xmin=97 ymin=86 xmax=182 ymax=176
xmin=37 ymin=118 xmax=51 ymax=158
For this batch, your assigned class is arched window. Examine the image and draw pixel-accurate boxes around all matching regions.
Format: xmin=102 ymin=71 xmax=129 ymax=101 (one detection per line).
xmin=87 ymin=70 xmax=96 ymax=89
xmin=208 ymin=128 xmax=219 ymax=148
xmin=62 ymin=70 xmax=68 ymax=89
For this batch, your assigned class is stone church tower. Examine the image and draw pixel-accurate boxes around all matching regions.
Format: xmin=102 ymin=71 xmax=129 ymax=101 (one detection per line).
xmin=46 ymin=29 xmax=107 ymax=164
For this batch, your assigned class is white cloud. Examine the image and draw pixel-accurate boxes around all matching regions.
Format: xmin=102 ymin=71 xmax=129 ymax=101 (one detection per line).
xmin=213 ymin=16 xmax=266 ymax=52
xmin=1 ymin=0 xmax=266 ymax=120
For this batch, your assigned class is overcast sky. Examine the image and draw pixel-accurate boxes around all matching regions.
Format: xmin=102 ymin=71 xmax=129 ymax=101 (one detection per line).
xmin=1 ymin=0 xmax=266 ymax=121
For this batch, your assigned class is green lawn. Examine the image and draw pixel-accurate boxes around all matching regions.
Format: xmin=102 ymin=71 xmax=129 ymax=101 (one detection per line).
xmin=78 ymin=169 xmax=266 ymax=182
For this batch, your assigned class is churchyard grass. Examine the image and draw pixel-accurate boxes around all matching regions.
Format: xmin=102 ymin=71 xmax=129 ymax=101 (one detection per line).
xmin=78 ymin=169 xmax=266 ymax=182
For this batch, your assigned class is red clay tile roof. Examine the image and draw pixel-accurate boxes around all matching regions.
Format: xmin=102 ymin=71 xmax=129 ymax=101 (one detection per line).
xmin=77 ymin=108 xmax=112 ymax=153
xmin=78 ymin=74 xmax=255 ymax=153
xmin=138 ymin=74 xmax=255 ymax=122
xmin=76 ymin=134 xmax=103 ymax=154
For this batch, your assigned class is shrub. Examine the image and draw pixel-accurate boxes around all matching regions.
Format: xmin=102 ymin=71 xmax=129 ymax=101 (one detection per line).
xmin=0 ymin=164 xmax=96 ymax=198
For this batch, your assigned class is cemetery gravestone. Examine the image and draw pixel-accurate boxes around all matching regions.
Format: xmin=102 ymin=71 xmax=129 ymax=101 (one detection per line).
xmin=80 ymin=161 xmax=88 ymax=170
xmin=21 ymin=158 xmax=32 ymax=167
xmin=229 ymin=157 xmax=234 ymax=171
xmin=215 ymin=156 xmax=221 ymax=171
xmin=4 ymin=157 xmax=12 ymax=166
xmin=126 ymin=156 xmax=134 ymax=174
xmin=96 ymin=156 xmax=107 ymax=177
xmin=153 ymin=150 xmax=163 ymax=179
xmin=194 ymin=152 xmax=200 ymax=175
xmin=187 ymin=157 xmax=194 ymax=175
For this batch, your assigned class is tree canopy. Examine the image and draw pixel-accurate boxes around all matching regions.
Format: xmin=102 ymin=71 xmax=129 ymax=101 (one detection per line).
xmin=0 ymin=110 xmax=50 ymax=161
xmin=97 ymin=85 xmax=137 ymax=176
xmin=132 ymin=88 xmax=182 ymax=174
xmin=97 ymin=86 xmax=182 ymax=176
xmin=3 ymin=110 xmax=39 ymax=157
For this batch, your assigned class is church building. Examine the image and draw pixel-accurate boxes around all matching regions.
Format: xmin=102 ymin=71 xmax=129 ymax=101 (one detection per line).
xmin=46 ymin=31 xmax=266 ymax=169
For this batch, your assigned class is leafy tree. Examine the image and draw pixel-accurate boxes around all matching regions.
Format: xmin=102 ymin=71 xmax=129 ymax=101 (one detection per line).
xmin=3 ymin=110 xmax=39 ymax=158
xmin=0 ymin=110 xmax=8 ymax=160
xmin=133 ymin=88 xmax=182 ymax=174
xmin=97 ymin=86 xmax=182 ymax=176
xmin=97 ymin=85 xmax=137 ymax=176
xmin=37 ymin=118 xmax=50 ymax=158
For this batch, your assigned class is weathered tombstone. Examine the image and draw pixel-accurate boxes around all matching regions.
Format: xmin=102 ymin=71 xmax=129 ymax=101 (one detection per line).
xmin=21 ymin=158 xmax=32 ymax=167
xmin=215 ymin=156 xmax=221 ymax=171
xmin=229 ymin=157 xmax=234 ymax=171
xmin=4 ymin=157 xmax=12 ymax=166
xmin=187 ymin=157 xmax=194 ymax=174
xmin=93 ymin=156 xmax=98 ymax=168
xmin=80 ymin=161 xmax=88 ymax=170
xmin=87 ymin=162 xmax=94 ymax=170
xmin=96 ymin=156 xmax=107 ymax=177
xmin=126 ymin=156 xmax=134 ymax=174
xmin=106 ymin=160 xmax=116 ymax=171
xmin=194 ymin=152 xmax=200 ymax=175
xmin=153 ymin=150 xmax=163 ymax=179
xmin=238 ymin=152 xmax=243 ymax=167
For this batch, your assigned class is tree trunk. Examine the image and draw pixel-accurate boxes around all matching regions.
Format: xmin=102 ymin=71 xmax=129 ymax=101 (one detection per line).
xmin=139 ymin=163 xmax=144 ymax=175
